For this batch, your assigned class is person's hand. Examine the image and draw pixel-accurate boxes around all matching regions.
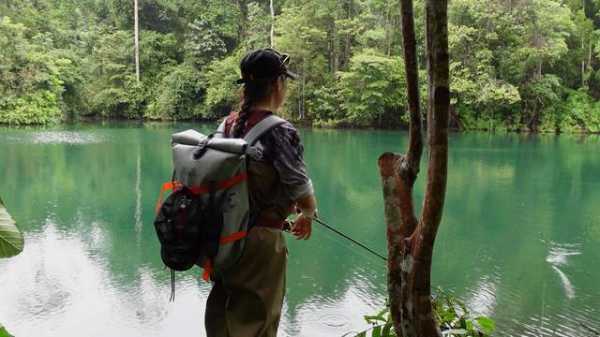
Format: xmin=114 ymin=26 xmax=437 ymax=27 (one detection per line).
xmin=291 ymin=213 xmax=312 ymax=240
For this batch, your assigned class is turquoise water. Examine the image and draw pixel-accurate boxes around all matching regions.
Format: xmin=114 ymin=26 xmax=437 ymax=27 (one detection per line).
xmin=0 ymin=123 xmax=599 ymax=336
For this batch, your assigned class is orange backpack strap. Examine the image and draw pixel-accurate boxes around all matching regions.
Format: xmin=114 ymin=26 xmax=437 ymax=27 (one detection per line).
xmin=219 ymin=231 xmax=247 ymax=244
xmin=202 ymin=259 xmax=213 ymax=282
xmin=155 ymin=181 xmax=181 ymax=214
xmin=199 ymin=231 xmax=247 ymax=282
xmin=188 ymin=173 xmax=248 ymax=195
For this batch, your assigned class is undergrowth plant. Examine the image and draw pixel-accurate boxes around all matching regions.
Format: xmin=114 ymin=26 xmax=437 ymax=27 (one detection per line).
xmin=346 ymin=288 xmax=495 ymax=337
xmin=0 ymin=197 xmax=24 ymax=337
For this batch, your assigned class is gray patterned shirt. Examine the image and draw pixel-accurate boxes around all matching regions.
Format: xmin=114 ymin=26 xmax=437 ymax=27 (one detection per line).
xmin=258 ymin=121 xmax=314 ymax=201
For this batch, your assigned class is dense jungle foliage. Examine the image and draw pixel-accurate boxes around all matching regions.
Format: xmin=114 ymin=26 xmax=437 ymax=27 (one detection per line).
xmin=2 ymin=0 xmax=600 ymax=132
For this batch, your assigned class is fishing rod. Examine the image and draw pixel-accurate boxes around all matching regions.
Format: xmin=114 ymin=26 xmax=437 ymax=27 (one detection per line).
xmin=309 ymin=215 xmax=388 ymax=262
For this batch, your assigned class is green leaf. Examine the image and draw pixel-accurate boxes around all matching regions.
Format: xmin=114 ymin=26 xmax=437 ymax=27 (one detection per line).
xmin=364 ymin=309 xmax=388 ymax=324
xmin=0 ymin=197 xmax=24 ymax=258
xmin=381 ymin=322 xmax=393 ymax=337
xmin=465 ymin=319 xmax=474 ymax=332
xmin=0 ymin=324 xmax=15 ymax=337
xmin=475 ymin=316 xmax=496 ymax=335
xmin=372 ymin=325 xmax=382 ymax=337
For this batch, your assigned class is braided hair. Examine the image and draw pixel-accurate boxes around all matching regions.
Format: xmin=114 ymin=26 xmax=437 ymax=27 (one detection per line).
xmin=233 ymin=79 xmax=277 ymax=138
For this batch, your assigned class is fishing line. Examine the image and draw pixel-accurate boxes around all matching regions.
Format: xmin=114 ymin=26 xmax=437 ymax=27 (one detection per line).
xmin=309 ymin=215 xmax=388 ymax=262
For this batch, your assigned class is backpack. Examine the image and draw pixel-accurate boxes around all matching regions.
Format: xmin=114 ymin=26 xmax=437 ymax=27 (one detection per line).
xmin=153 ymin=115 xmax=286 ymax=300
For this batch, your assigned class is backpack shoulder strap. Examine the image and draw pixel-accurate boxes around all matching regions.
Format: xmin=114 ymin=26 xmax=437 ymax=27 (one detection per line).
xmin=243 ymin=115 xmax=287 ymax=145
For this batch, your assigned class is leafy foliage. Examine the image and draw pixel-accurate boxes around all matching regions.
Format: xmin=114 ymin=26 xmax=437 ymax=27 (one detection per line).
xmin=338 ymin=50 xmax=407 ymax=126
xmin=185 ymin=19 xmax=227 ymax=68
xmin=0 ymin=324 xmax=14 ymax=337
xmin=0 ymin=198 xmax=21 ymax=337
xmin=347 ymin=290 xmax=496 ymax=337
xmin=1 ymin=0 xmax=600 ymax=131
xmin=146 ymin=63 xmax=204 ymax=120
xmin=202 ymin=53 xmax=243 ymax=119
xmin=0 ymin=17 xmax=65 ymax=125
xmin=0 ymin=197 xmax=24 ymax=259
xmin=433 ymin=288 xmax=496 ymax=337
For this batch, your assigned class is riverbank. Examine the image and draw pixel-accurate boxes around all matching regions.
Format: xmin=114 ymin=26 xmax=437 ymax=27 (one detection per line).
xmin=3 ymin=116 xmax=600 ymax=135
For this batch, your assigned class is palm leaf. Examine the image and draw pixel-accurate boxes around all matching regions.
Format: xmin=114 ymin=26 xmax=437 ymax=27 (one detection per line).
xmin=0 ymin=197 xmax=24 ymax=258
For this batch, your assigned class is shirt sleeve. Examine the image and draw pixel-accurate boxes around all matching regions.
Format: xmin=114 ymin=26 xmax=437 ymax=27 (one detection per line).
xmin=265 ymin=122 xmax=314 ymax=201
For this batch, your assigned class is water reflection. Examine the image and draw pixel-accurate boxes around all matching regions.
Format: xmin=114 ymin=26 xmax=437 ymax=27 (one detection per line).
xmin=0 ymin=222 xmax=383 ymax=337
xmin=465 ymin=273 xmax=499 ymax=318
xmin=546 ymin=242 xmax=581 ymax=300
xmin=0 ymin=221 xmax=207 ymax=337
xmin=1 ymin=125 xmax=600 ymax=336
xmin=27 ymin=130 xmax=106 ymax=144
xmin=135 ymin=152 xmax=143 ymax=236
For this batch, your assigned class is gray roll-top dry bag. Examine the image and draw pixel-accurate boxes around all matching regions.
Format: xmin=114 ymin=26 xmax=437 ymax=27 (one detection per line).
xmin=153 ymin=115 xmax=286 ymax=294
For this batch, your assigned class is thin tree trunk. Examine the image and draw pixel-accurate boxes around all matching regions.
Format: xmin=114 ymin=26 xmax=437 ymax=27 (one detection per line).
xmin=134 ymin=0 xmax=140 ymax=83
xmin=386 ymin=5 xmax=393 ymax=56
xmin=582 ymin=37 xmax=586 ymax=87
xmin=588 ymin=38 xmax=592 ymax=83
xmin=379 ymin=0 xmax=449 ymax=336
xmin=270 ymin=0 xmax=275 ymax=48
xmin=582 ymin=0 xmax=586 ymax=87
xmin=534 ymin=23 xmax=542 ymax=80
xmin=300 ymin=59 xmax=306 ymax=119
xmin=343 ymin=0 xmax=352 ymax=69
xmin=331 ymin=19 xmax=338 ymax=73
xmin=385 ymin=7 xmax=391 ymax=57
xmin=237 ymin=0 xmax=249 ymax=43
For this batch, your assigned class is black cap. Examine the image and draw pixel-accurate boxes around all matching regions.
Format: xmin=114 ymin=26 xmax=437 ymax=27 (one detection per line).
xmin=236 ymin=48 xmax=298 ymax=84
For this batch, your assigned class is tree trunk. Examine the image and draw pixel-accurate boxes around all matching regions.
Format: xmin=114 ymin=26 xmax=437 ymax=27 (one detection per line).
xmin=270 ymin=0 xmax=275 ymax=48
xmin=300 ymin=59 xmax=306 ymax=119
xmin=587 ymin=38 xmax=592 ymax=85
xmin=379 ymin=0 xmax=449 ymax=336
xmin=237 ymin=0 xmax=249 ymax=43
xmin=134 ymin=0 xmax=140 ymax=83
xmin=582 ymin=36 xmax=585 ymax=87
xmin=581 ymin=0 xmax=586 ymax=86
xmin=385 ymin=6 xmax=391 ymax=57
xmin=331 ymin=19 xmax=338 ymax=73
xmin=449 ymin=104 xmax=464 ymax=131
xmin=534 ymin=23 xmax=542 ymax=80
xmin=342 ymin=0 xmax=353 ymax=69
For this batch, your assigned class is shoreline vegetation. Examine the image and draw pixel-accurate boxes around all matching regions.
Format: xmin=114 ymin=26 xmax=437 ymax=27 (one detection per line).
xmin=6 ymin=116 xmax=600 ymax=136
xmin=2 ymin=0 xmax=600 ymax=133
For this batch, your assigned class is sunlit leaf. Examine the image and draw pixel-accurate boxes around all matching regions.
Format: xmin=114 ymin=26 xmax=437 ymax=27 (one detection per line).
xmin=475 ymin=316 xmax=496 ymax=335
xmin=465 ymin=319 xmax=474 ymax=332
xmin=0 ymin=324 xmax=15 ymax=337
xmin=364 ymin=315 xmax=386 ymax=324
xmin=381 ymin=322 xmax=393 ymax=337
xmin=0 ymin=197 xmax=24 ymax=258
xmin=372 ymin=325 xmax=382 ymax=337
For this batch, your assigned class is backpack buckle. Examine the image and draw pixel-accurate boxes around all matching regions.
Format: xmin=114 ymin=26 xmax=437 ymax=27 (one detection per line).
xmin=193 ymin=139 xmax=210 ymax=159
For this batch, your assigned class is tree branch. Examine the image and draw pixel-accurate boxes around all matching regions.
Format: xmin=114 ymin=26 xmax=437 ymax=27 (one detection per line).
xmin=421 ymin=0 xmax=449 ymax=244
xmin=400 ymin=0 xmax=423 ymax=184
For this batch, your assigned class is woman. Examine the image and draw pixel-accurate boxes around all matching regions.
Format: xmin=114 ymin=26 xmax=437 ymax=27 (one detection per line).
xmin=205 ymin=48 xmax=318 ymax=337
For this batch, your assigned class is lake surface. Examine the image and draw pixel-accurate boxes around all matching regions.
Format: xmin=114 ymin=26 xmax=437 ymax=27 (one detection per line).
xmin=1 ymin=123 xmax=599 ymax=337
